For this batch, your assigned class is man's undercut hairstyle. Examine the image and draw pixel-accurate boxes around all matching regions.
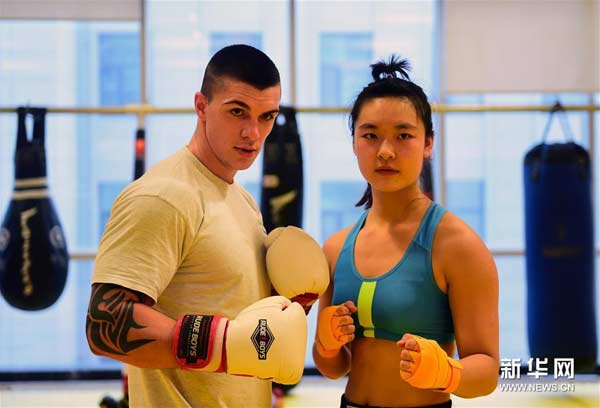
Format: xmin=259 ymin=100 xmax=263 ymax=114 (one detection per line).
xmin=201 ymin=44 xmax=281 ymax=101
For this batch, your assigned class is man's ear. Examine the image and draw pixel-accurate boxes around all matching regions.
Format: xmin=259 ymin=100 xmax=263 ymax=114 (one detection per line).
xmin=424 ymin=133 xmax=434 ymax=159
xmin=194 ymin=92 xmax=208 ymax=121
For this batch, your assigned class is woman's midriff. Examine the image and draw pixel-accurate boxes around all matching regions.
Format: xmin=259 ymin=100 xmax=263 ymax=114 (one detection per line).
xmin=345 ymin=337 xmax=455 ymax=407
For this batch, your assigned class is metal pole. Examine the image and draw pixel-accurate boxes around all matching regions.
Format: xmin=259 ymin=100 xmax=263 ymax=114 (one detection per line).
xmin=588 ymin=93 xmax=596 ymax=213
xmin=64 ymin=248 xmax=600 ymax=261
xmin=138 ymin=0 xmax=147 ymax=128
xmin=289 ymin=0 xmax=296 ymax=106
xmin=435 ymin=0 xmax=447 ymax=206
xmin=1 ymin=104 xmax=597 ymax=115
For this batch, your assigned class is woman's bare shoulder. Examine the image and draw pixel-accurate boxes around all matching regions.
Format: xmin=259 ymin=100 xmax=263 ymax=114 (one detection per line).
xmin=435 ymin=210 xmax=485 ymax=252
xmin=434 ymin=209 xmax=496 ymax=282
xmin=323 ymin=226 xmax=354 ymax=273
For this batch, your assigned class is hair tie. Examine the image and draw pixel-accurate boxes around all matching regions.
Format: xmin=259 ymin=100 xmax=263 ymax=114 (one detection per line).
xmin=379 ymin=71 xmax=397 ymax=80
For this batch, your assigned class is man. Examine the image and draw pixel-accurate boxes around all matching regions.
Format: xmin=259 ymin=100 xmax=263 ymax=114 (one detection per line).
xmin=86 ymin=45 xmax=307 ymax=408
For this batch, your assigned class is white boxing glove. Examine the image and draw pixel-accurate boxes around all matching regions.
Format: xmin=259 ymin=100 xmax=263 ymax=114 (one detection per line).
xmin=172 ymin=296 xmax=307 ymax=384
xmin=265 ymin=226 xmax=330 ymax=313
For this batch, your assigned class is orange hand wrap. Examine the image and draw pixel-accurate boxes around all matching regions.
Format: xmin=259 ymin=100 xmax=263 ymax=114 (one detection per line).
xmin=400 ymin=335 xmax=463 ymax=393
xmin=315 ymin=306 xmax=347 ymax=358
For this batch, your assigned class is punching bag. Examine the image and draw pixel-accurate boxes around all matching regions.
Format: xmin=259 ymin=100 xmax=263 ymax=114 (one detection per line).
xmin=134 ymin=128 xmax=145 ymax=180
xmin=524 ymin=103 xmax=597 ymax=372
xmin=260 ymin=107 xmax=303 ymax=231
xmin=0 ymin=107 xmax=69 ymax=311
xmin=261 ymin=107 xmax=304 ymax=396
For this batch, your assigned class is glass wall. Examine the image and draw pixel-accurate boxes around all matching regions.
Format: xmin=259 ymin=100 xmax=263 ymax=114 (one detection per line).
xmin=444 ymin=93 xmax=590 ymax=249
xmin=1 ymin=1 xmax=598 ymax=374
xmin=0 ymin=21 xmax=139 ymax=372
xmin=444 ymin=92 xmax=595 ymax=362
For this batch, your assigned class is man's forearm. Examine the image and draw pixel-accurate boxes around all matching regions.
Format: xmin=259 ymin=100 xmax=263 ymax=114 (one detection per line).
xmin=86 ymin=283 xmax=178 ymax=368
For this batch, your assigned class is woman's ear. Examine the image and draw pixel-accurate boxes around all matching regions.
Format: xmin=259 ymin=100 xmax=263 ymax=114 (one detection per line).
xmin=423 ymin=133 xmax=434 ymax=159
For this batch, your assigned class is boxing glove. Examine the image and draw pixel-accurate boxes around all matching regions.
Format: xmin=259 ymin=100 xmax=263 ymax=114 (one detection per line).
xmin=265 ymin=226 xmax=329 ymax=313
xmin=173 ymin=296 xmax=307 ymax=384
xmin=399 ymin=334 xmax=463 ymax=393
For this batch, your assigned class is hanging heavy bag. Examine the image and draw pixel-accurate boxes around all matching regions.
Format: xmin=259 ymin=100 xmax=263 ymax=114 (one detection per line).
xmin=260 ymin=107 xmax=304 ymax=395
xmin=133 ymin=128 xmax=145 ymax=180
xmin=260 ymin=107 xmax=303 ymax=232
xmin=523 ymin=102 xmax=597 ymax=372
xmin=0 ymin=107 xmax=69 ymax=311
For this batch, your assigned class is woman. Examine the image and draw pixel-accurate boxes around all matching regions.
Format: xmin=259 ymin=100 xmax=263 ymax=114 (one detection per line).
xmin=313 ymin=56 xmax=499 ymax=408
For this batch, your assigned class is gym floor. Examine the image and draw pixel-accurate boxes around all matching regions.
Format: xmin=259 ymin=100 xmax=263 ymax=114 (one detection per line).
xmin=0 ymin=375 xmax=598 ymax=407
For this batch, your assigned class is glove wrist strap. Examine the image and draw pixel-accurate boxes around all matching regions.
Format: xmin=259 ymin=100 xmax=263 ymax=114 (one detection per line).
xmin=173 ymin=314 xmax=228 ymax=371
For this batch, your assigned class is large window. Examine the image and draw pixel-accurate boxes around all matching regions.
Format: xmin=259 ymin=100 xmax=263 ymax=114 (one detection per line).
xmin=444 ymin=92 xmax=596 ymax=362
xmin=2 ymin=0 xmax=596 ymax=376
xmin=320 ymin=33 xmax=373 ymax=106
xmin=444 ymin=93 xmax=590 ymax=250
xmin=146 ymin=0 xmax=290 ymax=107
xmin=0 ymin=4 xmax=289 ymax=372
xmin=320 ymin=181 xmax=365 ymax=241
xmin=98 ymin=182 xmax=128 ymax=240
xmin=297 ymin=0 xmax=437 ymax=107
xmin=0 ymin=22 xmax=138 ymax=372
xmin=98 ymin=32 xmax=140 ymax=106
xmin=210 ymin=32 xmax=261 ymax=55
xmin=446 ymin=180 xmax=485 ymax=239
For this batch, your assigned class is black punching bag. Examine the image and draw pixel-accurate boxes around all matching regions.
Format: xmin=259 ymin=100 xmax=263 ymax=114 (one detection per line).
xmin=133 ymin=128 xmax=146 ymax=180
xmin=0 ymin=107 xmax=69 ymax=311
xmin=260 ymin=107 xmax=303 ymax=231
xmin=524 ymin=103 xmax=597 ymax=372
xmin=261 ymin=108 xmax=303 ymax=395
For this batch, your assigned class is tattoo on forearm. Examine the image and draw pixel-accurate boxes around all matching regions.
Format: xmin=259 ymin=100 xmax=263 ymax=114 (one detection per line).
xmin=86 ymin=284 xmax=155 ymax=355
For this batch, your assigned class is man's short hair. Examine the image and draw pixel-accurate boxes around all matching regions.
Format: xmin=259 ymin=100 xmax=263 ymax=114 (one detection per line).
xmin=201 ymin=44 xmax=280 ymax=100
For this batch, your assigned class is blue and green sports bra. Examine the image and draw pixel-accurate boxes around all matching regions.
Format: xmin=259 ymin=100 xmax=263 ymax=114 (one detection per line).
xmin=331 ymin=202 xmax=455 ymax=343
